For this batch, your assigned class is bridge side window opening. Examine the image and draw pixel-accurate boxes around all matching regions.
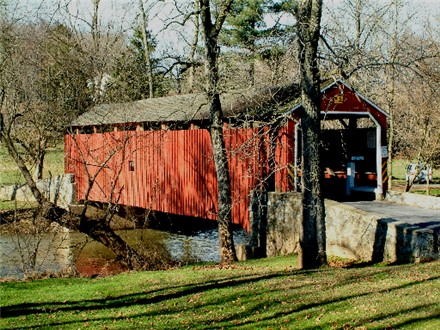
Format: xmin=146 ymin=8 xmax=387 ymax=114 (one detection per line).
xmin=367 ymin=130 xmax=375 ymax=149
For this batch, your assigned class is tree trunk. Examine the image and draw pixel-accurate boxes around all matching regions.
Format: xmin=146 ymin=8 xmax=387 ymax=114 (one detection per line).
xmin=209 ymin=96 xmax=237 ymax=262
xmin=387 ymin=0 xmax=399 ymax=190
xmin=294 ymin=0 xmax=327 ymax=269
xmin=34 ymin=149 xmax=46 ymax=181
xmin=199 ymin=0 xmax=236 ymax=263
xmin=188 ymin=0 xmax=200 ymax=93
xmin=138 ymin=0 xmax=154 ymax=98
xmin=91 ymin=0 xmax=101 ymax=54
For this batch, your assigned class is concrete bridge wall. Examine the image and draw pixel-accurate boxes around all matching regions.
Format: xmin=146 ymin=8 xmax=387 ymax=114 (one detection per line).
xmin=385 ymin=190 xmax=440 ymax=210
xmin=0 ymin=175 xmax=75 ymax=210
xmin=262 ymin=192 xmax=439 ymax=263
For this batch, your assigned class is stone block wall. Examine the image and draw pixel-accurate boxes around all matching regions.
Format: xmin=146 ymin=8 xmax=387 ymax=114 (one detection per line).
xmin=0 ymin=175 xmax=75 ymax=210
xmin=265 ymin=192 xmax=301 ymax=257
xmin=324 ymin=199 xmax=380 ymax=261
xmin=265 ymin=192 xmax=439 ymax=263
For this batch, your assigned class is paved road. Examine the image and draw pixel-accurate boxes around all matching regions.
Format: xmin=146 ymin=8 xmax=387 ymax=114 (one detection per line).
xmin=343 ymin=201 xmax=440 ymax=227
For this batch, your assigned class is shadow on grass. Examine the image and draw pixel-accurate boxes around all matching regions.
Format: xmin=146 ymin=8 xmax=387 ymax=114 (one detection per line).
xmin=1 ymin=270 xmax=304 ymax=318
xmin=279 ymin=304 xmax=440 ymax=330
xmin=347 ymin=303 xmax=440 ymax=330
xmin=388 ymin=308 xmax=440 ymax=329
xmin=3 ymin=266 xmax=439 ymax=329
xmin=205 ymin=275 xmax=440 ymax=329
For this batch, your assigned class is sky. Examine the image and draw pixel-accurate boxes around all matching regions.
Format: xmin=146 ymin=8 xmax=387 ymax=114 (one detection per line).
xmin=19 ymin=1 xmax=440 ymax=26
xmin=11 ymin=0 xmax=440 ymax=55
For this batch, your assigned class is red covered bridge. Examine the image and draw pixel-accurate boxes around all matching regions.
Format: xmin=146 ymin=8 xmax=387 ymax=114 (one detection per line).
xmin=65 ymin=80 xmax=388 ymax=231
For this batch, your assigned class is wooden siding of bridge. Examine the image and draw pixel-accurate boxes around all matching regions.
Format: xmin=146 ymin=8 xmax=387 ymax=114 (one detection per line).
xmin=65 ymin=123 xmax=294 ymax=231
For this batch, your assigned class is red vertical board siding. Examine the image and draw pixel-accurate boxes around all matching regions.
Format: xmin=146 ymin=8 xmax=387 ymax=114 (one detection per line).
xmin=65 ymin=121 xmax=295 ymax=231
xmin=273 ymin=124 xmax=295 ymax=192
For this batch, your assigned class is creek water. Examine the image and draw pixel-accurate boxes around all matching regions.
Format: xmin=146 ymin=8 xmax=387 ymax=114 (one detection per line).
xmin=0 ymin=227 xmax=249 ymax=279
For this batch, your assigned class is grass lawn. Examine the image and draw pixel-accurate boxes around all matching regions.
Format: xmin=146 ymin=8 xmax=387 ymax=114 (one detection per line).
xmin=412 ymin=188 xmax=440 ymax=197
xmin=392 ymin=159 xmax=440 ymax=182
xmin=0 ymin=201 xmax=38 ymax=211
xmin=391 ymin=159 xmax=440 ymax=196
xmin=0 ymin=145 xmax=65 ymax=186
xmin=391 ymin=159 xmax=409 ymax=180
xmin=1 ymin=256 xmax=439 ymax=329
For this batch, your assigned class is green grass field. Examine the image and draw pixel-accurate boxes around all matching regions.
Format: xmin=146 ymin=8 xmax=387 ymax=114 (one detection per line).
xmin=0 ymin=145 xmax=65 ymax=186
xmin=392 ymin=158 xmax=439 ymax=182
xmin=0 ymin=201 xmax=38 ymax=211
xmin=391 ymin=159 xmax=440 ymax=195
xmin=1 ymin=256 xmax=439 ymax=329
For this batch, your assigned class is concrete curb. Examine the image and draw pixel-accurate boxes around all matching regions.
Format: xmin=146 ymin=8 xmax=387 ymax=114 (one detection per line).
xmin=386 ymin=190 xmax=440 ymax=210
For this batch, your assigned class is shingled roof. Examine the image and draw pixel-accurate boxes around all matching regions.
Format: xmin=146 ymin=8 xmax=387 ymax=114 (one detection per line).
xmin=70 ymin=83 xmax=300 ymax=127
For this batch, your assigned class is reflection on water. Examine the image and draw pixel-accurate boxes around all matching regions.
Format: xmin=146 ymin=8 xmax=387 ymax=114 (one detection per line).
xmin=165 ymin=228 xmax=246 ymax=262
xmin=0 ymin=226 xmax=249 ymax=279
xmin=0 ymin=231 xmax=72 ymax=279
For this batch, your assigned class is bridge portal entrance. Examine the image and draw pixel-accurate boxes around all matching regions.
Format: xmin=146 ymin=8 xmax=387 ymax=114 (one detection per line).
xmin=290 ymin=81 xmax=388 ymax=200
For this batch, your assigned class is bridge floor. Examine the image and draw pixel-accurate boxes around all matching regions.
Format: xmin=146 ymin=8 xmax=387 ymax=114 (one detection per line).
xmin=343 ymin=200 xmax=440 ymax=227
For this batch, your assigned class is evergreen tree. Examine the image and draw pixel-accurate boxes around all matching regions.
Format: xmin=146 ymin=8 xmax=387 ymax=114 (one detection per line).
xmin=108 ymin=27 xmax=169 ymax=102
xmin=221 ymin=0 xmax=288 ymax=86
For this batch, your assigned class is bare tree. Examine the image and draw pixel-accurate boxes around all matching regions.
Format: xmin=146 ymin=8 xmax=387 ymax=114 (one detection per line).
xmin=3 ymin=23 xmax=91 ymax=181
xmin=395 ymin=71 xmax=440 ymax=192
xmin=1 ymin=104 xmax=162 ymax=270
xmin=0 ymin=7 xmax=159 ymax=271
xmin=188 ymin=0 xmax=200 ymax=93
xmin=294 ymin=0 xmax=326 ymax=269
xmin=321 ymin=0 xmax=439 ymax=193
xmin=59 ymin=0 xmax=128 ymax=104
xmin=157 ymin=0 xmax=204 ymax=94
xmin=199 ymin=0 xmax=236 ymax=263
